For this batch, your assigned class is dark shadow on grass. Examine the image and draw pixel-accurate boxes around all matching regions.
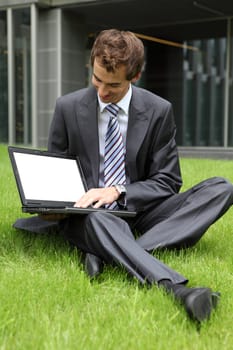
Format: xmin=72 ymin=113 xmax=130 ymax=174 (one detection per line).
xmin=2 ymin=217 xmax=83 ymax=268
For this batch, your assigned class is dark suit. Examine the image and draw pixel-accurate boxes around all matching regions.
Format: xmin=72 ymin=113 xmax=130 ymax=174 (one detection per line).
xmin=48 ymin=85 xmax=182 ymax=212
xmin=16 ymin=85 xmax=233 ymax=285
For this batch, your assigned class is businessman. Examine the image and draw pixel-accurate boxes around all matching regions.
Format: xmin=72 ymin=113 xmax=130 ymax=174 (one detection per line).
xmin=15 ymin=29 xmax=233 ymax=324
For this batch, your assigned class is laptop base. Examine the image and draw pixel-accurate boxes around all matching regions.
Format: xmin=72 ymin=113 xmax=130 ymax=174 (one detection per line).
xmin=23 ymin=206 xmax=137 ymax=218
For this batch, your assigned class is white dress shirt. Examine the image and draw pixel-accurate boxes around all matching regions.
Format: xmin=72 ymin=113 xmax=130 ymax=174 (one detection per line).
xmin=98 ymin=85 xmax=132 ymax=187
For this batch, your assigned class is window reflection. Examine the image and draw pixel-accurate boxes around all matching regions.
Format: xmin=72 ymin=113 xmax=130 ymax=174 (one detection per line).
xmin=228 ymin=22 xmax=233 ymax=146
xmin=0 ymin=11 xmax=8 ymax=142
xmin=183 ymin=37 xmax=225 ymax=146
xmin=13 ymin=8 xmax=31 ymax=144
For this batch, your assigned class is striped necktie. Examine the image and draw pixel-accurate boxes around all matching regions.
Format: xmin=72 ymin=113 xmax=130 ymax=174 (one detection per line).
xmin=104 ymin=104 xmax=126 ymax=209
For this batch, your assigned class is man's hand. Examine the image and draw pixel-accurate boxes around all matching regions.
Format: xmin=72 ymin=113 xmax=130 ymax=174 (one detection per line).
xmin=74 ymin=187 xmax=119 ymax=208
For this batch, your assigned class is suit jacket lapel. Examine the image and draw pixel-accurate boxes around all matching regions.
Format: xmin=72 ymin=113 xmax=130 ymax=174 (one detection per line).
xmin=76 ymin=88 xmax=100 ymax=187
xmin=75 ymin=86 xmax=151 ymax=187
xmin=126 ymin=86 xmax=151 ymax=181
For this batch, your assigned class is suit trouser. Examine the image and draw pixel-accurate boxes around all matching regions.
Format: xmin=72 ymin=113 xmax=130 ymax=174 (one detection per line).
xmin=62 ymin=177 xmax=233 ymax=285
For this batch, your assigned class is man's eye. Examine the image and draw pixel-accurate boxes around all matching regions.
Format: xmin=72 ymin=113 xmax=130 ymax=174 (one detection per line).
xmin=93 ymin=75 xmax=101 ymax=82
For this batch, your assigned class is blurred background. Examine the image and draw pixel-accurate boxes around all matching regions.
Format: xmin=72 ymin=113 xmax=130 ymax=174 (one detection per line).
xmin=0 ymin=0 xmax=233 ymax=154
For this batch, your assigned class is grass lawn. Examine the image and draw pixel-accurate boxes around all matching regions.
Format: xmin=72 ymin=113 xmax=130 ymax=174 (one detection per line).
xmin=1 ymin=143 xmax=233 ymax=350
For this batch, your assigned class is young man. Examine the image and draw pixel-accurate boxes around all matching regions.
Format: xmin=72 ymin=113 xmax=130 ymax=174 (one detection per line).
xmin=16 ymin=29 xmax=233 ymax=323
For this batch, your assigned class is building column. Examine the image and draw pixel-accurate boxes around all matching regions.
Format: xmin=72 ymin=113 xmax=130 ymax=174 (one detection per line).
xmin=31 ymin=3 xmax=38 ymax=148
xmin=223 ymin=18 xmax=231 ymax=148
xmin=7 ymin=7 xmax=15 ymax=144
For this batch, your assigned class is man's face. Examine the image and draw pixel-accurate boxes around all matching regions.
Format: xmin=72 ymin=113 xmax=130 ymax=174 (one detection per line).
xmin=92 ymin=58 xmax=132 ymax=104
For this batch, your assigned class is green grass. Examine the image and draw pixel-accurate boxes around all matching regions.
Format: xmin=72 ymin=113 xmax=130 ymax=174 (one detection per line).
xmin=1 ymin=144 xmax=233 ymax=350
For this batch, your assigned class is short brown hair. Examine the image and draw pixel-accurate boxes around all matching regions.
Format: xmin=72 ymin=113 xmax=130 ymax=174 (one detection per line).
xmin=90 ymin=29 xmax=144 ymax=80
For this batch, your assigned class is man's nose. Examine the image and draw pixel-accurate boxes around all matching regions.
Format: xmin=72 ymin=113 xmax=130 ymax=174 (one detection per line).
xmin=98 ymin=84 xmax=109 ymax=95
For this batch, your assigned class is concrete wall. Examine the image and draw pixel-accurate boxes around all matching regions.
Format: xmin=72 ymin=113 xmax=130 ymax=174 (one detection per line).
xmin=61 ymin=11 xmax=86 ymax=95
xmin=37 ymin=8 xmax=86 ymax=147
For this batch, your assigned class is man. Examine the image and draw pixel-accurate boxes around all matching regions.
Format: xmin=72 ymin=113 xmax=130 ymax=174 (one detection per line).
xmin=15 ymin=29 xmax=233 ymax=323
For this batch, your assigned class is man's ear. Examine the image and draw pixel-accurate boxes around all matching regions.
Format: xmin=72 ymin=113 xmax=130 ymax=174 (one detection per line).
xmin=131 ymin=72 xmax=141 ymax=83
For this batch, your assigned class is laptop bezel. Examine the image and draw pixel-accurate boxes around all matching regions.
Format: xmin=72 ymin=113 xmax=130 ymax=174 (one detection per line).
xmin=8 ymin=146 xmax=137 ymax=218
xmin=8 ymin=146 xmax=88 ymax=208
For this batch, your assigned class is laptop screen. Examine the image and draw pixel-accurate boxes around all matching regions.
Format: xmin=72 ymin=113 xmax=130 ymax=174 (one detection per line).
xmin=11 ymin=150 xmax=86 ymax=203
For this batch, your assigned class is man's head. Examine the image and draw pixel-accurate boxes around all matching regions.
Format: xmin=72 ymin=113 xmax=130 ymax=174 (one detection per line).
xmin=91 ymin=29 xmax=145 ymax=103
xmin=91 ymin=29 xmax=145 ymax=80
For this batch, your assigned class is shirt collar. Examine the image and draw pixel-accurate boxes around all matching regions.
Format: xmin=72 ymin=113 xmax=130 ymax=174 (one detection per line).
xmin=98 ymin=84 xmax=132 ymax=115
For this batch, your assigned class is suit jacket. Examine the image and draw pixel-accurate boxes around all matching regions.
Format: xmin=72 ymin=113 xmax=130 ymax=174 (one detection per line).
xmin=48 ymin=85 xmax=182 ymax=212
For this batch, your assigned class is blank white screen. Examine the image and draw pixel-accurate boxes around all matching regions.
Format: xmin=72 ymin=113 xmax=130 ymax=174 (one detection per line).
xmin=14 ymin=152 xmax=86 ymax=202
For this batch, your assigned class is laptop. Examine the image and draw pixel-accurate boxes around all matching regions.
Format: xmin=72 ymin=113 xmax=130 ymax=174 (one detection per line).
xmin=8 ymin=146 xmax=137 ymax=218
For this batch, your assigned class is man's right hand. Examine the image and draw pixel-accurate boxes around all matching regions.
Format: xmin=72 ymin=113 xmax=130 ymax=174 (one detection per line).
xmin=74 ymin=187 xmax=119 ymax=208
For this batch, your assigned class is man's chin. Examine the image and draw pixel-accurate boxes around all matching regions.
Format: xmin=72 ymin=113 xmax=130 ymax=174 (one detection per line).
xmin=100 ymin=96 xmax=114 ymax=104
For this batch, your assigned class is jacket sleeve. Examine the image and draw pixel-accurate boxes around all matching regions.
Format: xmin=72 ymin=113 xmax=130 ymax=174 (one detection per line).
xmin=47 ymin=96 xmax=69 ymax=155
xmin=126 ymin=102 xmax=182 ymax=212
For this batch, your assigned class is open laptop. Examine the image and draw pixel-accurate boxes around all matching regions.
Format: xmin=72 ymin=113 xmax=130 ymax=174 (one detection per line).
xmin=8 ymin=146 xmax=137 ymax=218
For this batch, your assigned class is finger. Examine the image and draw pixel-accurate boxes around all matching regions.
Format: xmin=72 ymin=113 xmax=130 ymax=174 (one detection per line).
xmin=92 ymin=199 xmax=105 ymax=208
xmin=74 ymin=195 xmax=100 ymax=208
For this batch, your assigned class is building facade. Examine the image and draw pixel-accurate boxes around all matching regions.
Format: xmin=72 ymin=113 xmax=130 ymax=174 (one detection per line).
xmin=0 ymin=0 xmax=233 ymax=149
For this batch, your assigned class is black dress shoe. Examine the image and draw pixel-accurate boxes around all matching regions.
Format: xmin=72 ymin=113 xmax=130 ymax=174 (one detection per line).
xmin=158 ymin=280 xmax=220 ymax=323
xmin=184 ymin=287 xmax=219 ymax=322
xmin=211 ymin=291 xmax=221 ymax=309
xmin=84 ymin=253 xmax=103 ymax=279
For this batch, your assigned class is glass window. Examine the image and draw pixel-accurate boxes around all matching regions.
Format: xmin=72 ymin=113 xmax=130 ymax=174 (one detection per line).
xmin=13 ymin=8 xmax=31 ymax=144
xmin=0 ymin=11 xmax=8 ymax=142
xmin=228 ymin=20 xmax=233 ymax=146
xmin=145 ymin=19 xmax=230 ymax=147
xmin=182 ymin=37 xmax=226 ymax=146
